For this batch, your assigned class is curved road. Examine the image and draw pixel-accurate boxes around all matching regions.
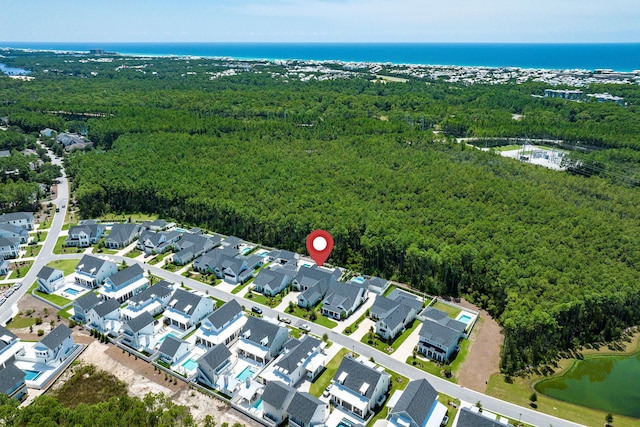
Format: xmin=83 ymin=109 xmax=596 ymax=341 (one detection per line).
xmin=1 ymin=154 xmax=585 ymax=427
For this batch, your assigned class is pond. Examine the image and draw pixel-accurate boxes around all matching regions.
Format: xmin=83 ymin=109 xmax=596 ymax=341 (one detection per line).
xmin=0 ymin=63 xmax=30 ymax=75
xmin=535 ymin=352 xmax=640 ymax=418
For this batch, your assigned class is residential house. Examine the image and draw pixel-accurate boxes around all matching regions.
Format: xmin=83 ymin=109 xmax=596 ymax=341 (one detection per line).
xmin=121 ymin=312 xmax=156 ymax=353
xmin=252 ymin=267 xmax=293 ymax=297
xmin=137 ymin=229 xmax=182 ymax=255
xmin=98 ymin=264 xmax=148 ymax=303
xmin=172 ymin=233 xmax=219 ymax=266
xmin=363 ymin=276 xmax=390 ymax=295
xmin=214 ymin=255 xmax=253 ymax=285
xmin=329 ymin=356 xmax=390 ymax=420
xmin=0 ymin=363 xmax=27 ymax=401
xmin=56 ymin=132 xmax=92 ymax=151
xmin=87 ymin=298 xmax=121 ymax=335
xmin=157 ymin=336 xmax=190 ymax=365
xmin=237 ymin=316 xmax=289 ymax=365
xmin=192 ymin=245 xmax=238 ymax=274
xmin=24 ymin=324 xmax=74 ymax=366
xmin=196 ymin=343 xmax=233 ymax=389
xmin=65 ymin=223 xmax=106 ymax=247
xmin=72 ymin=291 xmax=101 ymax=324
xmin=163 ymin=288 xmax=214 ymax=330
xmin=195 ymin=299 xmax=246 ymax=348
xmin=0 ymin=224 xmax=29 ymax=244
xmin=294 ymin=266 xmax=342 ymax=308
xmin=266 ymin=249 xmax=298 ymax=265
xmin=0 ymin=325 xmax=21 ymax=366
xmin=141 ymin=219 xmax=169 ymax=231
xmin=371 ymin=290 xmax=422 ymax=341
xmin=120 ymin=280 xmax=174 ymax=320
xmin=0 ymin=212 xmax=34 ymax=230
xmin=104 ymin=223 xmax=141 ymax=249
xmin=321 ymin=281 xmax=367 ymax=320
xmin=456 ymin=407 xmax=510 ymax=427
xmin=387 ymin=379 xmax=447 ymax=427
xmin=36 ymin=266 xmax=65 ymax=294
xmin=74 ymin=255 xmax=118 ymax=288
xmin=287 ymin=392 xmax=329 ymax=427
xmin=264 ymin=335 xmax=326 ymax=386
xmin=261 ymin=380 xmax=296 ymax=425
xmin=417 ymin=308 xmax=466 ymax=362
xmin=221 ymin=235 xmax=242 ymax=249
xmin=0 ymin=256 xmax=10 ymax=276
xmin=0 ymin=237 xmax=20 ymax=259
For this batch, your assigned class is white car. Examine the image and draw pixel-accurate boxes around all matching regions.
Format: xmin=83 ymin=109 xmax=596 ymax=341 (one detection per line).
xmin=300 ymin=323 xmax=311 ymax=332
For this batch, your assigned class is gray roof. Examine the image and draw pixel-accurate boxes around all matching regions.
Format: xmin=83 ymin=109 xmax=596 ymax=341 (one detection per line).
xmin=198 ymin=344 xmax=232 ymax=372
xmin=387 ymin=289 xmax=423 ymax=312
xmin=68 ymin=224 xmax=103 ymax=239
xmin=74 ymin=291 xmax=101 ymax=311
xmin=0 ymin=223 xmax=27 ymax=235
xmin=322 ymin=282 xmax=364 ymax=313
xmin=444 ymin=318 xmax=467 ymax=334
xmin=125 ymin=311 xmax=155 ymax=333
xmin=242 ymin=316 xmax=284 ymax=348
xmin=420 ymin=307 xmax=450 ymax=323
xmin=143 ymin=219 xmax=167 ymax=229
xmin=93 ymin=298 xmax=120 ymax=318
xmin=106 ymin=223 xmax=140 ymax=244
xmin=287 ymin=392 xmax=326 ymax=426
xmin=381 ymin=304 xmax=413 ymax=331
xmin=40 ymin=324 xmax=72 ymax=350
xmin=205 ymin=299 xmax=242 ymax=329
xmin=261 ymin=380 xmax=295 ymax=409
xmin=158 ymin=335 xmax=187 ymax=358
xmin=193 ymin=246 xmax=238 ymax=270
xmin=269 ymin=249 xmax=297 ymax=263
xmin=76 ymin=254 xmax=115 ymax=276
xmin=253 ymin=268 xmax=290 ymax=291
xmin=370 ymin=295 xmax=398 ymax=318
xmin=219 ymin=255 xmax=246 ymax=275
xmin=457 ymin=407 xmax=507 ymax=427
xmin=275 ymin=335 xmax=321 ymax=375
xmin=222 ymin=236 xmax=242 ymax=247
xmin=168 ymin=288 xmax=205 ymax=315
xmin=175 ymin=233 xmax=218 ymax=251
xmin=419 ymin=319 xmax=462 ymax=349
xmin=334 ymin=357 xmax=388 ymax=399
xmin=128 ymin=280 xmax=173 ymax=304
xmin=36 ymin=266 xmax=60 ymax=281
xmin=0 ymin=236 xmax=21 ymax=247
xmin=0 ymin=325 xmax=18 ymax=353
xmin=0 ymin=212 xmax=33 ymax=222
xmin=106 ymin=264 xmax=144 ymax=287
xmin=0 ymin=362 xmax=25 ymax=394
xmin=296 ymin=266 xmax=341 ymax=288
xmin=390 ymin=379 xmax=438 ymax=426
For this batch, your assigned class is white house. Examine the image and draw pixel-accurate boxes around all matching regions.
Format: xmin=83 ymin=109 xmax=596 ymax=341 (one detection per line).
xmin=72 ymin=291 xmax=101 ymax=324
xmin=120 ymin=280 xmax=174 ymax=321
xmin=196 ymin=344 xmax=233 ymax=389
xmin=74 ymin=255 xmax=118 ymax=288
xmin=0 ymin=325 xmax=22 ymax=367
xmin=329 ymin=356 xmax=390 ymax=420
xmin=35 ymin=266 xmax=65 ymax=294
xmin=65 ymin=224 xmax=106 ymax=247
xmin=195 ymin=299 xmax=246 ymax=348
xmin=261 ymin=335 xmax=326 ymax=386
xmin=417 ymin=308 xmax=466 ymax=363
xmin=252 ymin=267 xmax=294 ymax=297
xmin=287 ymin=392 xmax=329 ymax=427
xmin=158 ymin=336 xmax=190 ymax=365
xmin=371 ymin=290 xmax=422 ymax=341
xmin=387 ymin=379 xmax=447 ymax=427
xmin=0 ymin=237 xmax=20 ymax=258
xmin=0 ymin=212 xmax=34 ymax=230
xmin=87 ymin=298 xmax=121 ymax=335
xmin=0 ymin=363 xmax=27 ymax=402
xmin=121 ymin=312 xmax=156 ymax=353
xmin=104 ymin=223 xmax=141 ymax=249
xmin=261 ymin=380 xmax=296 ymax=425
xmin=295 ymin=266 xmax=342 ymax=308
xmin=98 ymin=264 xmax=148 ymax=303
xmin=0 ymin=225 xmax=28 ymax=244
xmin=163 ymin=288 xmax=214 ymax=330
xmin=237 ymin=316 xmax=289 ymax=365
xmin=321 ymin=281 xmax=367 ymax=320
xmin=137 ymin=229 xmax=181 ymax=255
xmin=18 ymin=324 xmax=74 ymax=366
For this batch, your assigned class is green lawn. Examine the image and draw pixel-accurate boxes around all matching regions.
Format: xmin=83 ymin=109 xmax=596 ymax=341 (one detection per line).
xmin=92 ymin=246 xmax=118 ymax=255
xmin=405 ymin=355 xmax=449 ymax=380
xmin=24 ymin=244 xmax=42 ymax=257
xmin=367 ymin=369 xmax=409 ymax=426
xmin=53 ymin=236 xmax=83 ymax=254
xmin=34 ymin=231 xmax=48 ymax=242
xmin=9 ymin=261 xmax=33 ymax=279
xmin=282 ymin=301 xmax=338 ymax=329
xmin=245 ymin=291 xmax=283 ymax=308
xmin=309 ymin=347 xmax=352 ymax=397
xmin=361 ymin=319 xmax=420 ymax=354
xmin=383 ymin=285 xmax=396 ymax=297
xmin=100 ymin=213 xmax=158 ymax=223
xmin=231 ymin=277 xmax=254 ymax=294
xmin=57 ymin=307 xmax=74 ymax=320
xmin=162 ymin=262 xmax=181 ymax=272
xmin=314 ymin=315 xmax=338 ymax=329
xmin=34 ymin=290 xmax=72 ymax=307
xmin=125 ymin=248 xmax=142 ymax=258
xmin=430 ymin=301 xmax=461 ymax=318
xmin=344 ymin=311 xmax=368 ymax=335
xmin=6 ymin=315 xmax=37 ymax=329
xmin=46 ymin=259 xmax=80 ymax=276
xmin=38 ymin=218 xmax=52 ymax=230
xmin=148 ymin=251 xmax=172 ymax=265
xmin=490 ymin=144 xmax=524 ymax=152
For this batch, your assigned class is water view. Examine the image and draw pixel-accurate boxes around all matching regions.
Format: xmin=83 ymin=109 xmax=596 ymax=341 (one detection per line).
xmin=0 ymin=63 xmax=30 ymax=75
xmin=535 ymin=352 xmax=640 ymax=418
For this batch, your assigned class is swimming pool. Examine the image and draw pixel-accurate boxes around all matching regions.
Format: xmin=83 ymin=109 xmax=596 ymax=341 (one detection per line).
xmin=337 ymin=419 xmax=354 ymax=427
xmin=64 ymin=288 xmax=80 ymax=296
xmin=159 ymin=333 xmax=177 ymax=342
xmin=24 ymin=369 xmax=42 ymax=381
xmin=252 ymin=399 xmax=263 ymax=411
xmin=235 ymin=366 xmax=256 ymax=381
xmin=350 ymin=277 xmax=365 ymax=284
xmin=181 ymin=358 xmax=198 ymax=371
xmin=456 ymin=313 xmax=473 ymax=324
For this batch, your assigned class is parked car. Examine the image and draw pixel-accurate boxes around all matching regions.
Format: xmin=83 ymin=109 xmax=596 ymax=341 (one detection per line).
xmin=300 ymin=323 xmax=311 ymax=332
xmin=251 ymin=306 xmax=262 ymax=314
xmin=281 ymin=317 xmax=291 ymax=324
xmin=441 ymin=415 xmax=449 ymax=426
xmin=323 ymin=384 xmax=332 ymax=397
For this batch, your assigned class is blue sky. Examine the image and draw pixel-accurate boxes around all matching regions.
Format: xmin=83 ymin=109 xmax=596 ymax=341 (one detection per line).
xmin=1 ymin=0 xmax=638 ymax=43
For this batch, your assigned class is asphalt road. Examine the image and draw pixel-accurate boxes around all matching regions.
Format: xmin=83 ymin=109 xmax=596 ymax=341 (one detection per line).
xmin=0 ymin=154 xmax=586 ymax=427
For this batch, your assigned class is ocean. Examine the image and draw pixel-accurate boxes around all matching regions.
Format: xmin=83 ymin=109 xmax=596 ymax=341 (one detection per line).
xmin=1 ymin=42 xmax=639 ymax=72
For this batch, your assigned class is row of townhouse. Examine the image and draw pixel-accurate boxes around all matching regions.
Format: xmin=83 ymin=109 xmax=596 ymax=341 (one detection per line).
xmin=0 ymin=212 xmax=34 ymax=231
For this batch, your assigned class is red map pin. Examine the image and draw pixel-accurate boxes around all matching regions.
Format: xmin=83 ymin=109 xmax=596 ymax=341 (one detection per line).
xmin=306 ymin=230 xmax=334 ymax=266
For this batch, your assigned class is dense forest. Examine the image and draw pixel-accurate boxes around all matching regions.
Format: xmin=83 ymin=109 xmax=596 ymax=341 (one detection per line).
xmin=1 ymin=51 xmax=639 ymax=373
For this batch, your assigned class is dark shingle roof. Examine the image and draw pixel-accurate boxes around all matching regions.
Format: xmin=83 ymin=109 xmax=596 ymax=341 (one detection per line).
xmin=36 ymin=266 xmax=59 ymax=281
xmin=370 ymin=295 xmax=398 ymax=318
xmin=334 ymin=357 xmax=387 ymax=399
xmin=381 ymin=304 xmax=413 ymax=331
xmin=419 ymin=319 xmax=461 ymax=349
xmin=420 ymin=307 xmax=450 ymax=322
xmin=40 ymin=324 xmax=72 ymax=350
xmin=242 ymin=316 xmax=283 ymax=348
xmin=168 ymin=288 xmax=205 ymax=315
xmin=198 ymin=344 xmax=232 ymax=372
xmin=322 ymin=282 xmax=364 ymax=313
xmin=106 ymin=223 xmax=140 ymax=244
xmin=125 ymin=311 xmax=155 ymax=333
xmin=93 ymin=298 xmax=120 ymax=318
xmin=275 ymin=335 xmax=321 ymax=375
xmin=76 ymin=254 xmax=114 ymax=276
xmin=287 ymin=392 xmax=326 ymax=426
xmin=205 ymin=299 xmax=242 ymax=329
xmin=106 ymin=264 xmax=144 ymax=287
xmin=388 ymin=289 xmax=423 ymax=312
xmin=261 ymin=380 xmax=295 ymax=409
xmin=158 ymin=336 xmax=187 ymax=358
xmin=457 ymin=407 xmax=507 ymax=427
xmin=390 ymin=379 xmax=438 ymax=426
xmin=74 ymin=291 xmax=101 ymax=311
xmin=0 ymin=363 xmax=25 ymax=394
xmin=0 ymin=325 xmax=18 ymax=352
xmin=128 ymin=280 xmax=173 ymax=304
